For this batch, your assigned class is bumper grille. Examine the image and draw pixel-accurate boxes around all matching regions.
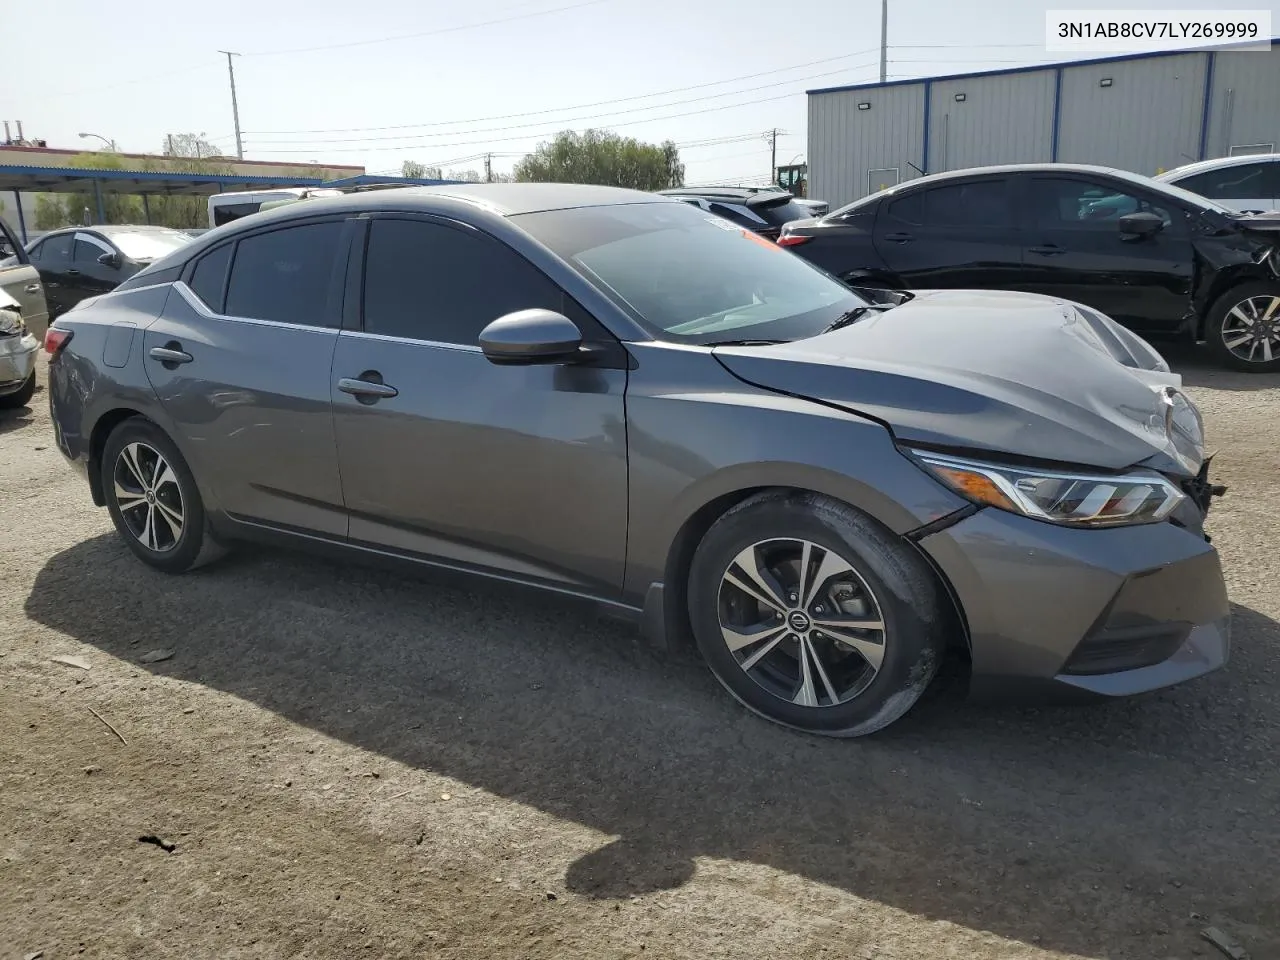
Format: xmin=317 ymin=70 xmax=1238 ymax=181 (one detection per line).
xmin=1062 ymin=623 xmax=1191 ymax=675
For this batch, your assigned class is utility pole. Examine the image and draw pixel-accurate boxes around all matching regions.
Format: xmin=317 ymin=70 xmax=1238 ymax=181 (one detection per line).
xmin=765 ymin=128 xmax=783 ymax=186
xmin=484 ymin=153 xmax=493 ymax=183
xmin=218 ymin=50 xmax=244 ymax=159
xmin=167 ymin=133 xmax=175 ymax=156
xmin=879 ymin=0 xmax=888 ymax=82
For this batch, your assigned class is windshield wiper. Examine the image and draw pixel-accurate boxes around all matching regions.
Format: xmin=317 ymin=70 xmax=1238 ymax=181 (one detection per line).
xmin=820 ymin=306 xmax=874 ymax=333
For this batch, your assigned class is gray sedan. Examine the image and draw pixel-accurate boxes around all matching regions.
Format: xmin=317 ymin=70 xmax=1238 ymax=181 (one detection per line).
xmin=45 ymin=183 xmax=1230 ymax=736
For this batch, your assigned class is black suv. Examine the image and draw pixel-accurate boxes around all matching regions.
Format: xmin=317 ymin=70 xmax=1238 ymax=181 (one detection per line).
xmin=659 ymin=187 xmax=815 ymax=241
xmin=778 ymin=163 xmax=1280 ymax=372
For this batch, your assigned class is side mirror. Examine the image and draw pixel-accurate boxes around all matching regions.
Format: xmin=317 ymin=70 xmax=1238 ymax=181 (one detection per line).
xmin=97 ymin=251 xmax=122 ymax=268
xmin=479 ymin=309 xmax=583 ymax=365
xmin=1117 ymin=212 xmax=1164 ymax=238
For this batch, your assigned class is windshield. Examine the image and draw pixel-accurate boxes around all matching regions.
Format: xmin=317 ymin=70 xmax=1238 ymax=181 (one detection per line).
xmin=515 ymin=201 xmax=867 ymax=344
xmin=111 ymin=230 xmax=193 ymax=261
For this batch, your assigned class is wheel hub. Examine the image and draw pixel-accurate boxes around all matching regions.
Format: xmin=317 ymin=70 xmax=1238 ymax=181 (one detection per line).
xmin=787 ymin=610 xmax=812 ymax=632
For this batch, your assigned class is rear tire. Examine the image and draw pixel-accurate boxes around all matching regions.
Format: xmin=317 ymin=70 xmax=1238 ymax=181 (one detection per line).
xmin=687 ymin=491 xmax=945 ymax=737
xmin=101 ymin=418 xmax=227 ymax=574
xmin=0 ymin=370 xmax=36 ymax=409
xmin=1205 ymin=282 xmax=1280 ymax=372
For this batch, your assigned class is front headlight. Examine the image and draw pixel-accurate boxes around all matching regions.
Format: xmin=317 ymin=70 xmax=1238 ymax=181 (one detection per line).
xmin=0 ymin=307 xmax=23 ymax=338
xmin=911 ymin=451 xmax=1186 ymax=527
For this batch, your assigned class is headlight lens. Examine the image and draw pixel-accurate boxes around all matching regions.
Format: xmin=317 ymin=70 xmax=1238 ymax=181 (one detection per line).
xmin=0 ymin=308 xmax=23 ymax=337
xmin=912 ymin=451 xmax=1187 ymax=527
xmin=1162 ymin=387 xmax=1204 ymax=471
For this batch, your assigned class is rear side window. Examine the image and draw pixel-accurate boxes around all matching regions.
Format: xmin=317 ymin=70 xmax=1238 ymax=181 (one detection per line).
xmin=189 ymin=244 xmax=232 ymax=311
xmin=225 ymin=221 xmax=343 ymax=327
xmin=39 ymin=234 xmax=73 ymax=265
xmin=1176 ymin=162 xmax=1275 ymax=200
xmin=922 ymin=180 xmax=1011 ymax=226
xmin=362 ymin=218 xmax=561 ymax=345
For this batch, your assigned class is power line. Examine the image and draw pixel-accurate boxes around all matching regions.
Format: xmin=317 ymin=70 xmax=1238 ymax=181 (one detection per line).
xmin=243 ymin=49 xmax=883 ymax=136
xmin=244 ymin=87 xmax=816 ymax=155
xmin=244 ymin=0 xmax=617 ymax=56
xmin=244 ymin=62 xmax=875 ymax=148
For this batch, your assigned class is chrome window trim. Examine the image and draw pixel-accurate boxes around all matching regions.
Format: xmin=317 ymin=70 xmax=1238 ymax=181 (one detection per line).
xmin=172 ymin=280 xmax=336 ymax=335
xmin=337 ymin=328 xmax=483 ymax=354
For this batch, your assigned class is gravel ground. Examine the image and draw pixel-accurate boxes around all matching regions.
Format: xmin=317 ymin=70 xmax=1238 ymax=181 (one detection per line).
xmin=2 ymin=347 xmax=1278 ymax=960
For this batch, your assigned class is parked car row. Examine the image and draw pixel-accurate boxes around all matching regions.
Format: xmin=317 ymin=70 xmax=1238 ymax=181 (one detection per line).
xmin=775 ymin=163 xmax=1280 ymax=372
xmin=45 ymin=182 xmax=1228 ymax=738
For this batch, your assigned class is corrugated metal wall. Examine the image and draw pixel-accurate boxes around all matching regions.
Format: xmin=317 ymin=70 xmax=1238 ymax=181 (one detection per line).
xmin=1057 ymin=53 xmax=1206 ymax=176
xmin=807 ymin=45 xmax=1279 ymax=207
xmin=807 ymin=83 xmax=925 ymax=210
xmin=927 ymin=70 xmax=1056 ymax=173
xmin=1205 ymin=51 xmax=1280 ymax=155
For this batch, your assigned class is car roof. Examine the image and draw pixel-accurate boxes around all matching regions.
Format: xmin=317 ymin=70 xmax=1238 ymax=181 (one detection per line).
xmin=1155 ymin=153 xmax=1280 ymax=181
xmin=659 ymin=187 xmax=792 ymax=201
xmin=36 ymin=224 xmax=191 ymax=237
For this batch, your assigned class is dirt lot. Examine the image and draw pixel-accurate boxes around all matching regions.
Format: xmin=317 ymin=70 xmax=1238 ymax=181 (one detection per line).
xmin=2 ymin=348 xmax=1278 ymax=960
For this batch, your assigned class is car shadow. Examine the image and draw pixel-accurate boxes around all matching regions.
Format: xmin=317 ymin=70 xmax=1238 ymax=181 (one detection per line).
xmin=1160 ymin=342 xmax=1280 ymax=391
xmin=0 ymin=380 xmax=43 ymax=434
xmin=25 ymin=535 xmax=1280 ymax=958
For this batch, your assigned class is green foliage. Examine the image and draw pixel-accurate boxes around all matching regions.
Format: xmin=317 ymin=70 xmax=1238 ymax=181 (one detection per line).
xmin=513 ymin=130 xmax=684 ymax=190
xmin=34 ymin=195 xmax=71 ymax=230
xmin=401 ymin=160 xmax=428 ymax=178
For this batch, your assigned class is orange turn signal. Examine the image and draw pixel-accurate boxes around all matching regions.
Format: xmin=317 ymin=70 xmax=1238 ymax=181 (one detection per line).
xmin=930 ymin=465 xmax=1017 ymax=512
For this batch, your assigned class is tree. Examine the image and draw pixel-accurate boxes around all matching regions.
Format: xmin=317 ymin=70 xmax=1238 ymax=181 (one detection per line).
xmin=513 ymin=130 xmax=684 ymax=190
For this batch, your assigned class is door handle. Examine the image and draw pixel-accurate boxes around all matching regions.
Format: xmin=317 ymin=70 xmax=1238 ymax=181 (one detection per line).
xmin=338 ymin=376 xmax=399 ymax=402
xmin=883 ymin=232 xmax=914 ymax=243
xmin=149 ymin=346 xmax=193 ymax=365
xmin=1028 ymin=244 xmax=1066 ymax=256
xmin=24 ymin=283 xmax=40 ymax=294
xmin=66 ymin=268 xmax=81 ymax=276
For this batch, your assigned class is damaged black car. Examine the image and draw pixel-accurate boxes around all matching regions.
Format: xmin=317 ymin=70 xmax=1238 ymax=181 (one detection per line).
xmin=778 ymin=163 xmax=1280 ymax=372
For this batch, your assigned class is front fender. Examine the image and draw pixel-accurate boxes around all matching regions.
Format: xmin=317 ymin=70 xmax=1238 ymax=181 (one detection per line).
xmin=621 ymin=343 xmax=967 ymax=602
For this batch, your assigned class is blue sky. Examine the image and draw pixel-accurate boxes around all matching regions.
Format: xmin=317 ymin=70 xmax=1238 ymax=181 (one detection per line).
xmin=6 ymin=0 xmax=1278 ymax=186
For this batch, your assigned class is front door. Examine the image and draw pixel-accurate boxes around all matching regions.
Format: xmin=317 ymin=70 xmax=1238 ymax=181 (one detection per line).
xmin=69 ymin=232 xmax=123 ymax=307
xmin=141 ymin=218 xmax=351 ymax=537
xmin=330 ymin=215 xmax=629 ymax=595
xmin=872 ymin=177 xmax=1025 ymax=290
xmin=0 ymin=217 xmax=49 ymax=336
xmin=1013 ymin=175 xmax=1194 ymax=331
xmin=33 ymin=232 xmax=75 ymax=317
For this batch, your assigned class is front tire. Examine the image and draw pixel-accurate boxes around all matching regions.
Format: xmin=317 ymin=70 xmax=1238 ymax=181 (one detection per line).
xmin=0 ymin=370 xmax=36 ymax=409
xmin=101 ymin=418 xmax=225 ymax=573
xmin=1205 ymin=282 xmax=1280 ymax=372
xmin=687 ymin=491 xmax=945 ymax=737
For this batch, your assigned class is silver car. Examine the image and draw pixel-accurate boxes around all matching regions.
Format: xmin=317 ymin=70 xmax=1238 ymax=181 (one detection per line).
xmin=46 ymin=184 xmax=1231 ymax=737
xmin=0 ymin=218 xmax=45 ymax=408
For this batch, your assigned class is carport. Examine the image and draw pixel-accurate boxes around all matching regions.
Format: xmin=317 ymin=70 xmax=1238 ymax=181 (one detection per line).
xmin=0 ymin=166 xmax=457 ymax=242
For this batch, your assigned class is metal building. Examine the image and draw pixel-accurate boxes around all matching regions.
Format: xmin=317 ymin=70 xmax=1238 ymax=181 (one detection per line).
xmin=807 ymin=40 xmax=1280 ymax=209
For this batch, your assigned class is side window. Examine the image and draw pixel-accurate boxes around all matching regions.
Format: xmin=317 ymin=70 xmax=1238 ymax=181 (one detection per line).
xmin=922 ymin=180 xmax=1011 ymax=226
xmin=1027 ymin=178 xmax=1174 ymax=228
xmin=27 ymin=240 xmax=41 ymax=261
xmin=363 ymin=218 xmax=561 ymax=345
xmin=74 ymin=237 xmax=110 ymax=263
xmin=189 ymin=243 xmax=232 ymax=312
xmin=40 ymin=234 xmax=74 ymax=265
xmin=224 ymin=221 xmax=343 ymax=326
xmin=884 ymin=191 xmax=923 ymax=224
xmin=1179 ymin=163 xmax=1271 ymax=200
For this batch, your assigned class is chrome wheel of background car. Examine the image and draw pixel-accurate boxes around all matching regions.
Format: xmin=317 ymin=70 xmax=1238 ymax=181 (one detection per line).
xmin=717 ymin=537 xmax=886 ymax=708
xmin=1220 ymin=295 xmax=1280 ymax=364
xmin=113 ymin=441 xmax=185 ymax=552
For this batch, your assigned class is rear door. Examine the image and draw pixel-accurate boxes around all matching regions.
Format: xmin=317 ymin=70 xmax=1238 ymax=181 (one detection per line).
xmin=1013 ymin=174 xmax=1194 ymax=331
xmin=0 ymin=217 xmax=49 ymax=337
xmin=141 ymin=217 xmax=352 ymax=537
xmin=871 ymin=177 xmax=1023 ymax=289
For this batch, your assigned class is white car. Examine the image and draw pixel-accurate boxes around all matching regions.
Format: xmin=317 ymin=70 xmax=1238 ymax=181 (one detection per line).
xmin=1155 ymin=154 xmax=1280 ymax=213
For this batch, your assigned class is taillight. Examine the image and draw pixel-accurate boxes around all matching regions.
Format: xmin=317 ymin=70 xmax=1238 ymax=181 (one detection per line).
xmin=776 ymin=234 xmax=811 ymax=247
xmin=44 ymin=327 xmax=73 ymax=355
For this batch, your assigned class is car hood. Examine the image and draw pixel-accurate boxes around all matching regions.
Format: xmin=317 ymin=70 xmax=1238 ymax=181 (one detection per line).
xmin=711 ymin=289 xmax=1199 ymax=474
xmin=1232 ymin=211 xmax=1280 ymax=233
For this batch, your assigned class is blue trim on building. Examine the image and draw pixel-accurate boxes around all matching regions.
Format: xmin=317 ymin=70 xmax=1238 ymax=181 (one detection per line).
xmin=1198 ymin=51 xmax=1217 ymax=160
xmin=1051 ymin=67 xmax=1064 ymax=162
xmin=921 ymin=79 xmax=932 ymax=174
xmin=807 ymin=37 xmax=1277 ymax=96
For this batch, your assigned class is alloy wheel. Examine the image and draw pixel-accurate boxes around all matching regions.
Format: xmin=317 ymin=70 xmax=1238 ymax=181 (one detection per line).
xmin=717 ymin=538 xmax=886 ymax=708
xmin=113 ymin=442 xmax=185 ymax=552
xmin=1220 ymin=295 xmax=1280 ymax=364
